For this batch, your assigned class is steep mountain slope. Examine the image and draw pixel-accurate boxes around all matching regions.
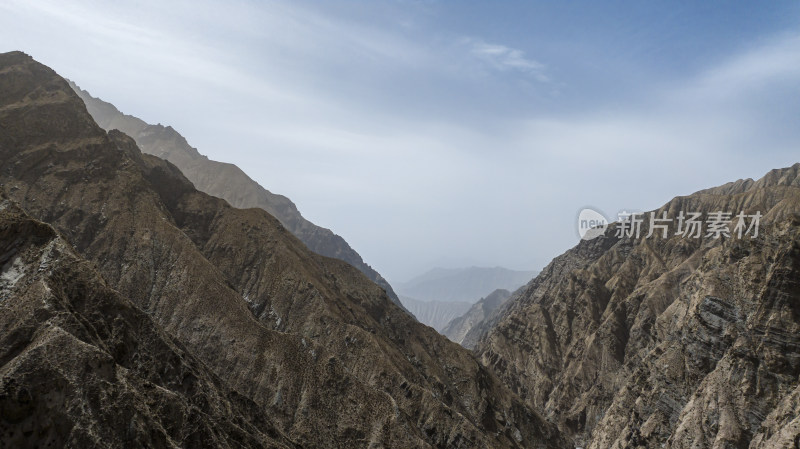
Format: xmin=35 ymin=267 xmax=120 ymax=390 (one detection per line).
xmin=459 ymin=290 xmax=517 ymax=350
xmin=0 ymin=195 xmax=297 ymax=449
xmin=474 ymin=164 xmax=800 ymax=447
xmin=400 ymin=297 xmax=472 ymax=332
xmin=398 ymin=267 xmax=535 ymax=303
xmin=67 ymin=81 xmax=401 ymax=306
xmin=443 ymin=289 xmax=511 ymax=347
xmin=0 ymin=51 xmax=566 ymax=448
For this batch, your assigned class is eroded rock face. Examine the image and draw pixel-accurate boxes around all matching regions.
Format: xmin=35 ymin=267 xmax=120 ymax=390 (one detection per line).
xmin=475 ymin=164 xmax=800 ymax=447
xmin=443 ymin=289 xmax=512 ymax=348
xmin=0 ymin=51 xmax=566 ymax=449
xmin=68 ymin=81 xmax=401 ymax=307
xmin=0 ymin=197 xmax=297 ymax=449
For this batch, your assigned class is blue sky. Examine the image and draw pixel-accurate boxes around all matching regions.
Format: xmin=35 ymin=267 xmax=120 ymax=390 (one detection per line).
xmin=1 ymin=0 xmax=799 ymax=283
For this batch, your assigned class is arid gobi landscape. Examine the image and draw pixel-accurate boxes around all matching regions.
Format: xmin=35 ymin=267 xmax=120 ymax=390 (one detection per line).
xmin=1 ymin=2 xmax=799 ymax=448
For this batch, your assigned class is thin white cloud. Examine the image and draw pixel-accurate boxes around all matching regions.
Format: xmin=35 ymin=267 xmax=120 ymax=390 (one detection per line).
xmin=463 ymin=38 xmax=549 ymax=82
xmin=0 ymin=0 xmax=159 ymax=46
xmin=675 ymin=33 xmax=800 ymax=103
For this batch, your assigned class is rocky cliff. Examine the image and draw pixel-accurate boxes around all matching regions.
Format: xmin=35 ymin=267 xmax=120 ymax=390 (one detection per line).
xmin=443 ymin=289 xmax=511 ymax=348
xmin=0 ymin=51 xmax=565 ymax=448
xmin=475 ymin=163 xmax=800 ymax=447
xmin=67 ymin=81 xmax=401 ymax=306
xmin=0 ymin=195 xmax=298 ymax=448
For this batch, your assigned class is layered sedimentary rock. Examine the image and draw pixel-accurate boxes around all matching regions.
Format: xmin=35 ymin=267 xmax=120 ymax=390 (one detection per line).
xmin=0 ymin=51 xmax=565 ymax=449
xmin=68 ymin=81 xmax=401 ymax=306
xmin=475 ymin=164 xmax=800 ymax=447
xmin=443 ymin=289 xmax=511 ymax=347
xmin=0 ymin=196 xmax=297 ymax=448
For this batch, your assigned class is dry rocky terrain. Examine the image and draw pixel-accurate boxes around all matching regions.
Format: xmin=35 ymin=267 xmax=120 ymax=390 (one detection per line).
xmin=475 ymin=164 xmax=800 ymax=447
xmin=0 ymin=51 xmax=565 ymax=449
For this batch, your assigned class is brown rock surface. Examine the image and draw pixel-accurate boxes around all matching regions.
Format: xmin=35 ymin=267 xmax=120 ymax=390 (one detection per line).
xmin=475 ymin=163 xmax=800 ymax=447
xmin=0 ymin=195 xmax=297 ymax=448
xmin=443 ymin=289 xmax=512 ymax=348
xmin=0 ymin=51 xmax=565 ymax=448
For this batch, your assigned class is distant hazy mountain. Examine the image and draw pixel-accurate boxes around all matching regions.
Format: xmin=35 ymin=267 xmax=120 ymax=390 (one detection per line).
xmin=442 ymin=288 xmax=512 ymax=347
xmin=397 ymin=266 xmax=536 ymax=303
xmin=400 ymin=296 xmax=472 ymax=331
xmin=68 ymin=81 xmax=401 ymax=307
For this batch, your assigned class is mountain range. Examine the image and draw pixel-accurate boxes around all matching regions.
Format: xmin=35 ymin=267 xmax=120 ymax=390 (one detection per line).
xmin=397 ymin=266 xmax=535 ymax=303
xmin=473 ymin=164 xmax=800 ymax=447
xmin=0 ymin=51 xmax=564 ymax=449
xmin=442 ymin=288 xmax=512 ymax=348
xmin=397 ymin=267 xmax=533 ymax=333
xmin=68 ymin=80 xmax=401 ymax=307
xmin=399 ymin=297 xmax=472 ymax=332
xmin=2 ymin=49 xmax=799 ymax=448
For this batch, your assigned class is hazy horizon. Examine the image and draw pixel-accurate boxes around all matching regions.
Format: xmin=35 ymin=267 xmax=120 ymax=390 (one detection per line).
xmin=3 ymin=0 xmax=799 ymax=282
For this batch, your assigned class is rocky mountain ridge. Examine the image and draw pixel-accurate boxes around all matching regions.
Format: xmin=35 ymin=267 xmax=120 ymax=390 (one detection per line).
xmin=400 ymin=297 xmax=472 ymax=332
xmin=0 ymin=51 xmax=565 ymax=449
xmin=475 ymin=163 xmax=800 ymax=447
xmin=5 ymin=48 xmax=797 ymax=449
xmin=0 ymin=194 xmax=298 ymax=448
xmin=442 ymin=289 xmax=512 ymax=347
xmin=68 ymin=80 xmax=401 ymax=307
